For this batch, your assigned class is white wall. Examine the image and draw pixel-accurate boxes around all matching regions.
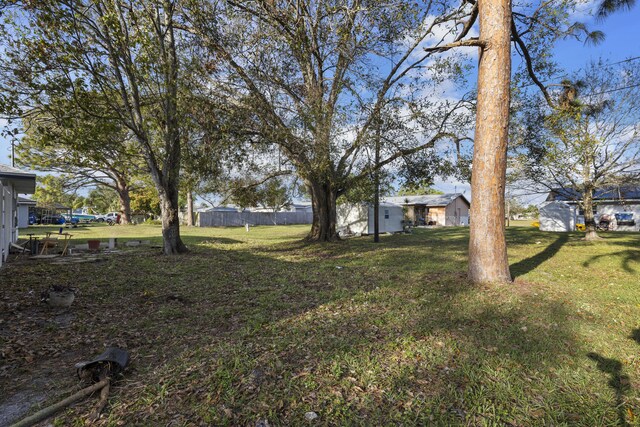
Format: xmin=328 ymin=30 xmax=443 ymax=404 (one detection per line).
xmin=445 ymin=197 xmax=470 ymax=226
xmin=366 ymin=205 xmax=404 ymax=234
xmin=539 ymin=201 xmax=576 ymax=232
xmin=596 ymin=203 xmax=640 ymax=232
xmin=337 ymin=204 xmax=404 ymax=235
xmin=337 ymin=204 xmax=368 ymax=235
xmin=17 ymin=205 xmax=30 ymax=228
xmin=0 ymin=181 xmax=14 ymax=266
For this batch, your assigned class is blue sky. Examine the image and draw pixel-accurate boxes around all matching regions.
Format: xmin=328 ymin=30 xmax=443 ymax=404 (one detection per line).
xmin=435 ymin=4 xmax=640 ymax=199
xmin=1 ymin=4 xmax=639 ymax=202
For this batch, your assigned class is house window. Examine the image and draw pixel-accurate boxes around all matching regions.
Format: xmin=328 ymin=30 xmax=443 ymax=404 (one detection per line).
xmin=384 ymin=209 xmax=390 ymax=219
xmin=615 ymin=212 xmax=635 ymax=225
xmin=578 ymin=205 xmax=597 ymax=216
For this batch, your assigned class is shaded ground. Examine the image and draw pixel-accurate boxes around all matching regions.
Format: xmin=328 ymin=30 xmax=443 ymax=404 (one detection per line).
xmin=1 ymin=224 xmax=640 ymax=426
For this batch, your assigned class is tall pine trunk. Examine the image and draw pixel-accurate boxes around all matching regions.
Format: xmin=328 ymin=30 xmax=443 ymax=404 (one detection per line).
xmin=307 ymin=180 xmax=339 ymax=242
xmin=468 ymin=0 xmax=512 ymax=283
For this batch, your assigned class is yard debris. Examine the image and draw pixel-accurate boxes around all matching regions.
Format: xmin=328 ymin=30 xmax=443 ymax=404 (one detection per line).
xmin=9 ymin=347 xmax=129 ymax=427
xmin=304 ymin=411 xmax=318 ymax=421
xmin=41 ymin=285 xmax=77 ymax=308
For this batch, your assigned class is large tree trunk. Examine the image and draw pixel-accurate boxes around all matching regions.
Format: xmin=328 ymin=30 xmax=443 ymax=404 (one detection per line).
xmin=307 ymin=180 xmax=339 ymax=242
xmin=158 ymin=186 xmax=188 ymax=254
xmin=186 ymin=190 xmax=194 ymax=226
xmin=115 ymin=179 xmax=132 ymax=225
xmin=155 ymin=2 xmax=187 ymax=255
xmin=582 ymin=187 xmax=599 ymax=240
xmin=468 ymin=0 xmax=512 ymax=284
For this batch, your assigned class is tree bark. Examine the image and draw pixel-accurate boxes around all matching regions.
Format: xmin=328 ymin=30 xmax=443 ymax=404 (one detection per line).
xmin=159 ymin=188 xmax=188 ymax=254
xmin=307 ymin=180 xmax=340 ymax=242
xmin=468 ymin=0 xmax=513 ymax=284
xmin=115 ymin=180 xmax=132 ymax=225
xmin=186 ymin=190 xmax=194 ymax=226
xmin=582 ymin=186 xmax=600 ymax=240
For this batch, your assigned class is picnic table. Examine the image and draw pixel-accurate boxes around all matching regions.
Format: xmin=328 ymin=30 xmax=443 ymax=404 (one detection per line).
xmin=40 ymin=232 xmax=73 ymax=256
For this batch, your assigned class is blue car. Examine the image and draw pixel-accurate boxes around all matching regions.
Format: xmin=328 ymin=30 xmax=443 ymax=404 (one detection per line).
xmin=62 ymin=214 xmax=80 ymax=225
xmin=39 ymin=214 xmax=66 ymax=225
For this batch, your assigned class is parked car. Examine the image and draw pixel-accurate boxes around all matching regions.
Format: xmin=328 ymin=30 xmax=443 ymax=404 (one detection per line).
xmin=94 ymin=212 xmax=119 ymax=222
xmin=39 ymin=214 xmax=66 ymax=225
xmin=62 ymin=214 xmax=81 ymax=225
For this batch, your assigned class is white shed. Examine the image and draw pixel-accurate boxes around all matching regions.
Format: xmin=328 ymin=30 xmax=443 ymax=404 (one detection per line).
xmin=539 ymin=201 xmax=576 ymax=232
xmin=17 ymin=197 xmax=36 ymax=228
xmin=337 ymin=203 xmax=404 ymax=236
xmin=0 ymin=164 xmax=36 ymax=267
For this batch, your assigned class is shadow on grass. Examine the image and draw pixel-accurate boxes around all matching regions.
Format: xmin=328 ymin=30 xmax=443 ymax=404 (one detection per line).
xmin=587 ymin=353 xmax=631 ymax=427
xmin=510 ymin=233 xmax=569 ymax=278
xmin=583 ymin=249 xmax=640 ymax=273
xmin=0 ymin=227 xmax=585 ymax=425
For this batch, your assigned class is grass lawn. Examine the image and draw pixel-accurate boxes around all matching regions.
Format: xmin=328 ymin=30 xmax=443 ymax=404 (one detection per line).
xmin=1 ymin=223 xmax=640 ymax=426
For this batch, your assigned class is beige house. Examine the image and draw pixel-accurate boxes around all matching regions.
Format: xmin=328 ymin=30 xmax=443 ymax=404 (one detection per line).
xmin=384 ymin=193 xmax=470 ymax=226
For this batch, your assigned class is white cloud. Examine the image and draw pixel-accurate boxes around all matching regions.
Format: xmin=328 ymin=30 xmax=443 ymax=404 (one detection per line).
xmin=568 ymin=0 xmax=600 ymax=23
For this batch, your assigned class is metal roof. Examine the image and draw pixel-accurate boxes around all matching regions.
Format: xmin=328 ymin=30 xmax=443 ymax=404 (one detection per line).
xmin=548 ymin=187 xmax=640 ymax=202
xmin=17 ymin=196 xmax=37 ymax=205
xmin=0 ymin=164 xmax=36 ymax=194
xmin=384 ymin=193 xmax=470 ymax=207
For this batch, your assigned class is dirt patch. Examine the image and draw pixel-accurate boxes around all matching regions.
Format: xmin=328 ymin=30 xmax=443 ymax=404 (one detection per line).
xmin=0 ymin=377 xmax=55 ymax=427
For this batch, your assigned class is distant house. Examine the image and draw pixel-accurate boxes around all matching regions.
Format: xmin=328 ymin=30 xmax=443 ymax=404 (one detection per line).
xmin=197 ymin=205 xmax=243 ymax=213
xmin=544 ymin=187 xmax=640 ymax=232
xmin=337 ymin=203 xmax=404 ymax=236
xmin=0 ymin=164 xmax=36 ymax=267
xmin=384 ymin=193 xmax=470 ymax=226
xmin=290 ymin=203 xmax=312 ymax=212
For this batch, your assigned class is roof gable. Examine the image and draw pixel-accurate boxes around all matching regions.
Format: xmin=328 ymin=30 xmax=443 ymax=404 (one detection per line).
xmin=0 ymin=164 xmax=36 ymax=194
xmin=384 ymin=193 xmax=469 ymax=207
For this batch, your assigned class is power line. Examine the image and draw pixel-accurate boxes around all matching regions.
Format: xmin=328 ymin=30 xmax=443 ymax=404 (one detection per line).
xmin=588 ymin=82 xmax=640 ymax=97
xmin=514 ymin=55 xmax=640 ymax=90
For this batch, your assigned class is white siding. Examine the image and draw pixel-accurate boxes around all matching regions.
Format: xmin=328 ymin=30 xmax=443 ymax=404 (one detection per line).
xmin=17 ymin=205 xmax=30 ymax=228
xmin=366 ymin=205 xmax=404 ymax=234
xmin=539 ymin=201 xmax=576 ymax=232
xmin=338 ymin=204 xmax=404 ymax=235
xmin=1 ymin=182 xmax=14 ymax=266
xmin=337 ymin=204 xmax=368 ymax=235
xmin=596 ymin=203 xmax=640 ymax=232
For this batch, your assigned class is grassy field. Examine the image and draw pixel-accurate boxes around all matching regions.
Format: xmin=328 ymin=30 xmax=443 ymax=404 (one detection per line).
xmin=1 ymin=223 xmax=640 ymax=426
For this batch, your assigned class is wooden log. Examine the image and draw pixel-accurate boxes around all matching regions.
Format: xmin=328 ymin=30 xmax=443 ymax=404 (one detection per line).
xmin=10 ymin=378 xmax=109 ymax=427
xmin=89 ymin=379 xmax=111 ymax=421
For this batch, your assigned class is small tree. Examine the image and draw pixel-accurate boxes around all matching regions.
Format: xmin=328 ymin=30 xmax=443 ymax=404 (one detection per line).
xmin=17 ymin=97 xmax=143 ymax=224
xmin=513 ymin=61 xmax=640 ymax=240
xmin=0 ymin=0 xmax=208 ymax=254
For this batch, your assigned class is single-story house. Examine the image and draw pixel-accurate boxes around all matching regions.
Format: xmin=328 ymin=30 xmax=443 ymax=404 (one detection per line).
xmin=1 ymin=164 xmax=36 ymax=267
xmin=384 ymin=193 xmax=470 ymax=226
xmin=337 ymin=202 xmax=404 ymax=236
xmin=17 ymin=196 xmax=37 ymax=228
xmin=545 ymin=187 xmax=640 ymax=232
